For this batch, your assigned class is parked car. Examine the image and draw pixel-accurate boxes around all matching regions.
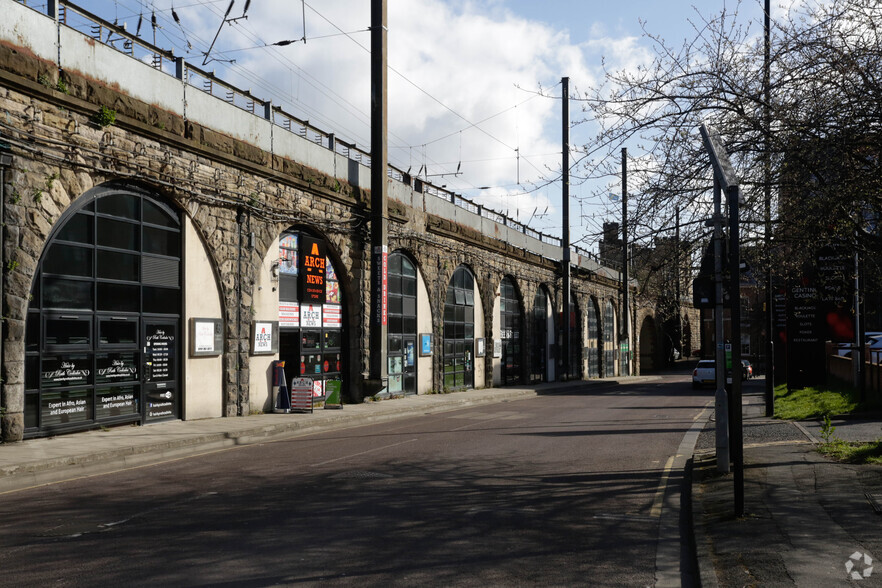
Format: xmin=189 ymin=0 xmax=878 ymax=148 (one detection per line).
xmin=692 ymin=360 xmax=716 ymax=389
xmin=741 ymin=359 xmax=753 ymax=380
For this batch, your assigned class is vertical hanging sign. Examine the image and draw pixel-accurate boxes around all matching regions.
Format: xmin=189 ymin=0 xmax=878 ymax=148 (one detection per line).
xmin=373 ymin=245 xmax=388 ymax=326
xmin=299 ymin=236 xmax=327 ymax=304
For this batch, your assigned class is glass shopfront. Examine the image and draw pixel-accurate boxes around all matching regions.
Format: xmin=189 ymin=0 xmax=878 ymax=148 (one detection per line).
xmin=387 ymin=252 xmax=417 ymax=396
xmin=443 ymin=266 xmax=475 ymax=390
xmin=23 ymin=186 xmax=182 ymax=437
xmin=277 ymin=231 xmax=344 ymax=399
xmin=499 ymin=277 xmax=522 ymax=385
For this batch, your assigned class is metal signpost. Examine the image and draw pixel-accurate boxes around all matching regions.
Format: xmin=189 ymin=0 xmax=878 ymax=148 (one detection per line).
xmin=700 ymin=123 xmax=745 ymax=516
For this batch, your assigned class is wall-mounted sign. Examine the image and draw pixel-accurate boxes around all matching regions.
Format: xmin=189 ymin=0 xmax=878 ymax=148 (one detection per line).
xmin=476 ymin=338 xmax=485 ymax=357
xmin=299 ymin=236 xmax=327 ymax=304
xmin=189 ymin=318 xmax=223 ymax=357
xmin=323 ymin=304 xmax=342 ymax=328
xmin=419 ymin=333 xmax=433 ymax=356
xmin=250 ymin=321 xmax=279 ymax=355
xmin=301 ymin=304 xmax=322 ymax=328
xmin=372 ymin=245 xmax=388 ymax=326
xmin=279 ymin=302 xmax=300 ymax=328
xmin=493 ymin=339 xmax=502 ymax=358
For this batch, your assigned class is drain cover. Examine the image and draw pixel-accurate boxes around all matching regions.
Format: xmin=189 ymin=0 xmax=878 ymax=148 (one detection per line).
xmin=866 ymin=493 xmax=882 ymax=514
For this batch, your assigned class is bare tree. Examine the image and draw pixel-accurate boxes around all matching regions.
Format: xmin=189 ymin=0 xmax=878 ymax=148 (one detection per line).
xmin=576 ymin=0 xmax=882 ymax=284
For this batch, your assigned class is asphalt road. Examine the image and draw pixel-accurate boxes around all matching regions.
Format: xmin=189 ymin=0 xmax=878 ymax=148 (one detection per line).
xmin=0 ymin=373 xmax=709 ymax=587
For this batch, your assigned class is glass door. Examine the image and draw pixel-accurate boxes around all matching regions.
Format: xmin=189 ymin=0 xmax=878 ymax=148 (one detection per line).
xmin=143 ymin=319 xmax=179 ymax=422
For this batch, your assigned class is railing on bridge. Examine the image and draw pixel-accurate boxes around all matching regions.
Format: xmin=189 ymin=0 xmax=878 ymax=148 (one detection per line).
xmin=16 ymin=0 xmax=603 ymax=265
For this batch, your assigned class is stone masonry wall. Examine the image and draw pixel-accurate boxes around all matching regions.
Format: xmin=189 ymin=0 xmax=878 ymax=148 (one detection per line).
xmin=0 ymin=39 xmax=674 ymax=441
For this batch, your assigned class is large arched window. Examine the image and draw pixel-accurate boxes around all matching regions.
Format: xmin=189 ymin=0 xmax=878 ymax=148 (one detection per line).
xmin=388 ymin=252 xmax=417 ymax=395
xmin=603 ymin=300 xmax=617 ymax=378
xmin=443 ymin=266 xmax=475 ymax=390
xmin=566 ymin=300 xmax=582 ymax=379
xmin=24 ymin=185 xmax=182 ymax=437
xmin=530 ymin=287 xmax=551 ymax=383
xmin=586 ymin=299 xmax=600 ymax=378
xmin=499 ymin=277 xmax=522 ymax=385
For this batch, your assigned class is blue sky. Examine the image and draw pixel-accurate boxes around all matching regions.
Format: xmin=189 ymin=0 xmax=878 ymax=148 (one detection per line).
xmin=67 ymin=0 xmax=774 ymax=250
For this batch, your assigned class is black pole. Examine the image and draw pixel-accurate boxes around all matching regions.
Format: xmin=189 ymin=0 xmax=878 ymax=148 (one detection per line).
xmin=729 ymin=184 xmax=744 ymax=517
xmin=621 ymin=148 xmax=629 ymax=375
xmin=763 ymin=0 xmax=775 ymax=416
xmin=675 ymin=207 xmax=681 ymax=360
xmin=369 ymin=0 xmax=388 ymax=395
xmin=561 ymin=76 xmax=570 ymax=381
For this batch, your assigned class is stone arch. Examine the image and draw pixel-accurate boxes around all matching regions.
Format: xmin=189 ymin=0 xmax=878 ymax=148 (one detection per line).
xmin=530 ymin=284 xmax=554 ymax=383
xmin=683 ymin=315 xmax=694 ymax=359
xmin=442 ymin=265 xmax=480 ymax=390
xmin=270 ymin=225 xmax=352 ymax=403
xmin=494 ymin=275 xmax=525 ymax=386
xmin=602 ymin=298 xmax=618 ymax=378
xmin=16 ymin=181 xmax=192 ymax=439
xmin=586 ymin=296 xmax=601 ymax=378
xmin=639 ymin=315 xmax=659 ymax=372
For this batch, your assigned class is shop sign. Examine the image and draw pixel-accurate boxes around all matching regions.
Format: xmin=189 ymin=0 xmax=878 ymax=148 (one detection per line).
xmin=301 ymin=304 xmax=322 ymax=328
xmin=189 ymin=318 xmax=223 ymax=357
xmin=96 ymin=387 xmax=137 ymax=418
xmin=41 ymin=355 xmax=91 ymax=389
xmin=373 ymin=245 xmax=388 ymax=326
xmin=43 ymin=390 xmax=91 ymax=425
xmin=323 ymin=304 xmax=342 ymax=328
xmin=96 ymin=354 xmax=138 ymax=383
xmin=279 ymin=302 xmax=300 ymax=328
xmin=253 ymin=322 xmax=274 ymax=353
xmin=299 ymin=236 xmax=327 ymax=304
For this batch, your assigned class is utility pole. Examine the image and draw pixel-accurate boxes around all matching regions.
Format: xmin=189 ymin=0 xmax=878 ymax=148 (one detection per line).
xmin=763 ymin=0 xmax=775 ymax=416
xmin=729 ymin=184 xmax=744 ymax=517
xmin=368 ymin=0 xmax=388 ymax=396
xmin=713 ymin=180 xmax=730 ymax=474
xmin=561 ymin=76 xmax=571 ymax=381
xmin=675 ymin=207 xmax=682 ymax=359
xmin=621 ymin=148 xmax=630 ymax=376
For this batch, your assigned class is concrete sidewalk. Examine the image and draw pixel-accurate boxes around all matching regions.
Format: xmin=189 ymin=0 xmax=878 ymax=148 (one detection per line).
xmin=693 ymin=383 xmax=882 ymax=587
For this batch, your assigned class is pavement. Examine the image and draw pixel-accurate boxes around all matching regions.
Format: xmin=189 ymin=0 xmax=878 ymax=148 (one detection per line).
xmin=693 ymin=378 xmax=882 ymax=587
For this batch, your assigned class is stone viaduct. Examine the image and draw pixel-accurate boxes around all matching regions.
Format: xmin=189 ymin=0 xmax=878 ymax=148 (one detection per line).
xmin=0 ymin=0 xmax=698 ymax=442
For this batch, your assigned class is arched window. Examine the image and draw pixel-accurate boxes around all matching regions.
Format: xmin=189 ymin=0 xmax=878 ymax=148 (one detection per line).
xmin=388 ymin=252 xmax=417 ymax=395
xmin=566 ymin=299 xmax=582 ymax=379
xmin=530 ymin=287 xmax=551 ymax=383
xmin=603 ymin=300 xmax=617 ymax=378
xmin=277 ymin=230 xmax=344 ymax=400
xmin=24 ymin=186 xmax=182 ymax=437
xmin=443 ymin=266 xmax=475 ymax=389
xmin=586 ymin=299 xmax=600 ymax=378
xmin=499 ymin=277 xmax=522 ymax=385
